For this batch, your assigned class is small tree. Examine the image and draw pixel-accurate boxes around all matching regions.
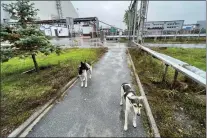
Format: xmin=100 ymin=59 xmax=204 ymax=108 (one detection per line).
xmin=2 ymin=0 xmax=39 ymax=28
xmin=1 ymin=0 xmax=60 ymax=72
xmin=14 ymin=28 xmax=60 ymax=72
xmin=123 ymin=10 xmax=130 ymax=29
xmin=123 ymin=9 xmax=140 ymax=31
xmin=0 ymin=24 xmax=16 ymax=62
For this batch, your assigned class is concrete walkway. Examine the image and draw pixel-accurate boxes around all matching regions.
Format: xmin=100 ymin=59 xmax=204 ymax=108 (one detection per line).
xmin=27 ymin=43 xmax=146 ymax=137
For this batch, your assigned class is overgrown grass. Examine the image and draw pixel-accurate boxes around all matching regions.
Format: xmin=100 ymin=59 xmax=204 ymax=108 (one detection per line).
xmin=1 ymin=48 xmax=108 ymax=137
xmin=144 ymin=37 xmax=206 ymax=44
xmin=119 ymin=38 xmax=128 ymax=43
xmin=152 ymin=47 xmax=206 ymax=71
xmin=129 ymin=48 xmax=206 ymax=138
xmin=127 ymin=52 xmax=152 ymax=137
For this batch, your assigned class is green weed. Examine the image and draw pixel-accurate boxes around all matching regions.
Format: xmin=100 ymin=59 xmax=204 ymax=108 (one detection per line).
xmin=152 ymin=47 xmax=206 ymax=71
xmin=129 ymin=48 xmax=206 ymax=138
xmin=1 ymin=48 xmax=108 ymax=137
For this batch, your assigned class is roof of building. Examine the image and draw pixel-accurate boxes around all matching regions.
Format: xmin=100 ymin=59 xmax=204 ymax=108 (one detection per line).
xmin=6 ymin=17 xmax=99 ymax=25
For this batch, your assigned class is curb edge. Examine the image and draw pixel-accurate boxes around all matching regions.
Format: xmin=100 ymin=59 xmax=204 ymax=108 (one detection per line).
xmin=8 ymin=60 xmax=97 ymax=138
xmin=127 ymin=48 xmax=161 ymax=138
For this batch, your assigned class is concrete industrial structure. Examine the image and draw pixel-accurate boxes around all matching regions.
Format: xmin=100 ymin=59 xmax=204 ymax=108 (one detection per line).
xmin=1 ymin=1 xmax=79 ymax=37
xmin=197 ymin=20 xmax=206 ymax=30
xmin=182 ymin=24 xmax=199 ymax=31
xmin=144 ymin=20 xmax=184 ymax=35
xmin=1 ymin=1 xmax=78 ymax=23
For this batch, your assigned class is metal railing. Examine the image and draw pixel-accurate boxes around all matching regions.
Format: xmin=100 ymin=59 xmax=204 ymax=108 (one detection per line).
xmin=132 ymin=41 xmax=206 ymax=87
xmin=106 ymin=34 xmax=206 ymax=38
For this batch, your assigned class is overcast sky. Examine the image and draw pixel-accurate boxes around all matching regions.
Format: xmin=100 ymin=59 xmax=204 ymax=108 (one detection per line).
xmin=71 ymin=1 xmax=206 ymax=29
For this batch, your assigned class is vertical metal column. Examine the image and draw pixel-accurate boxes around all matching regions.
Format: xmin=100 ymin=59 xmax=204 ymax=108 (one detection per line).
xmin=137 ymin=9 xmax=141 ymax=43
xmin=137 ymin=0 xmax=149 ymax=44
xmin=162 ymin=64 xmax=169 ymax=82
xmin=172 ymin=70 xmax=178 ymax=88
xmin=128 ymin=9 xmax=132 ymax=43
xmin=132 ymin=0 xmax=138 ymax=41
xmin=56 ymin=0 xmax=63 ymax=19
xmin=66 ymin=17 xmax=74 ymax=46
xmin=143 ymin=0 xmax=149 ymax=44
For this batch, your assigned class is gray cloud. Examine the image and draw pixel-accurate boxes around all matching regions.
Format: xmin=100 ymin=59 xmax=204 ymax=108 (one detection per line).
xmin=71 ymin=1 xmax=206 ymax=30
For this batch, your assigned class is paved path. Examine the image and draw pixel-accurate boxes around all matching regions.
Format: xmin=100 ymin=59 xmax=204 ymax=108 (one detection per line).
xmin=27 ymin=43 xmax=146 ymax=137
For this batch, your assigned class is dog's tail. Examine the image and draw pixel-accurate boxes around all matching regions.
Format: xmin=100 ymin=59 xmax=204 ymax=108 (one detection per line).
xmin=137 ymin=96 xmax=144 ymax=100
xmin=129 ymin=95 xmax=144 ymax=100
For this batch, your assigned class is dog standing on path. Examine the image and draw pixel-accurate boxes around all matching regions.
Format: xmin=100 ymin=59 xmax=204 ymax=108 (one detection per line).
xmin=78 ymin=61 xmax=92 ymax=88
xmin=120 ymin=83 xmax=143 ymax=131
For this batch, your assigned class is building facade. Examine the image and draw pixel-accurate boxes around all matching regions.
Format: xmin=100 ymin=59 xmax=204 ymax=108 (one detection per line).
xmin=1 ymin=1 xmax=78 ymax=23
xmin=197 ymin=20 xmax=206 ymax=30
xmin=144 ymin=20 xmax=184 ymax=35
xmin=1 ymin=1 xmax=79 ymax=37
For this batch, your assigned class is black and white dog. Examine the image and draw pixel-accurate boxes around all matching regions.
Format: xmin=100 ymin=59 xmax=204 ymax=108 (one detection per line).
xmin=120 ymin=83 xmax=143 ymax=131
xmin=78 ymin=61 xmax=92 ymax=88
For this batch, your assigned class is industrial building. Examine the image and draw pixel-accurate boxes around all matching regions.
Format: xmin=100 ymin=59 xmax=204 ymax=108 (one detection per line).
xmin=1 ymin=0 xmax=79 ymax=37
xmin=182 ymin=24 xmax=199 ymax=31
xmin=197 ymin=20 xmax=206 ymax=30
xmin=144 ymin=20 xmax=184 ymax=35
xmin=1 ymin=1 xmax=78 ymax=22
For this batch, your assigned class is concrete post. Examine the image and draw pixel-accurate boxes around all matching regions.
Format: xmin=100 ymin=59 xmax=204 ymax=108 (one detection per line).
xmin=154 ymin=37 xmax=157 ymax=42
xmin=164 ymin=31 xmax=167 ymax=41
xmin=174 ymin=30 xmax=177 ymax=40
xmin=198 ymin=28 xmax=202 ymax=39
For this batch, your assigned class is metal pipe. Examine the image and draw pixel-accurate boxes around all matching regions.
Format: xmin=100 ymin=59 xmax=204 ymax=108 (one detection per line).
xmin=99 ymin=20 xmax=123 ymax=31
xmin=132 ymin=41 xmax=206 ymax=87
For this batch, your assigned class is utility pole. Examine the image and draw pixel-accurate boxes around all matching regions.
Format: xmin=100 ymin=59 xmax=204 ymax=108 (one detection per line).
xmin=132 ymin=0 xmax=138 ymax=41
xmin=66 ymin=17 xmax=74 ymax=46
xmin=137 ymin=9 xmax=140 ymax=43
xmin=134 ymin=0 xmax=149 ymax=44
xmin=140 ymin=0 xmax=149 ymax=44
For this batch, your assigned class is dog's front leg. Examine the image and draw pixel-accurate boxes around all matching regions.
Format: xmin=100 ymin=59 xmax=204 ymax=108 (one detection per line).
xmin=84 ymin=71 xmax=87 ymax=87
xmin=120 ymin=86 xmax=124 ymax=106
xmin=133 ymin=112 xmax=137 ymax=128
xmin=89 ymin=67 xmax=92 ymax=79
xmin=79 ymin=75 xmax=84 ymax=87
xmin=124 ymin=108 xmax=129 ymax=131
